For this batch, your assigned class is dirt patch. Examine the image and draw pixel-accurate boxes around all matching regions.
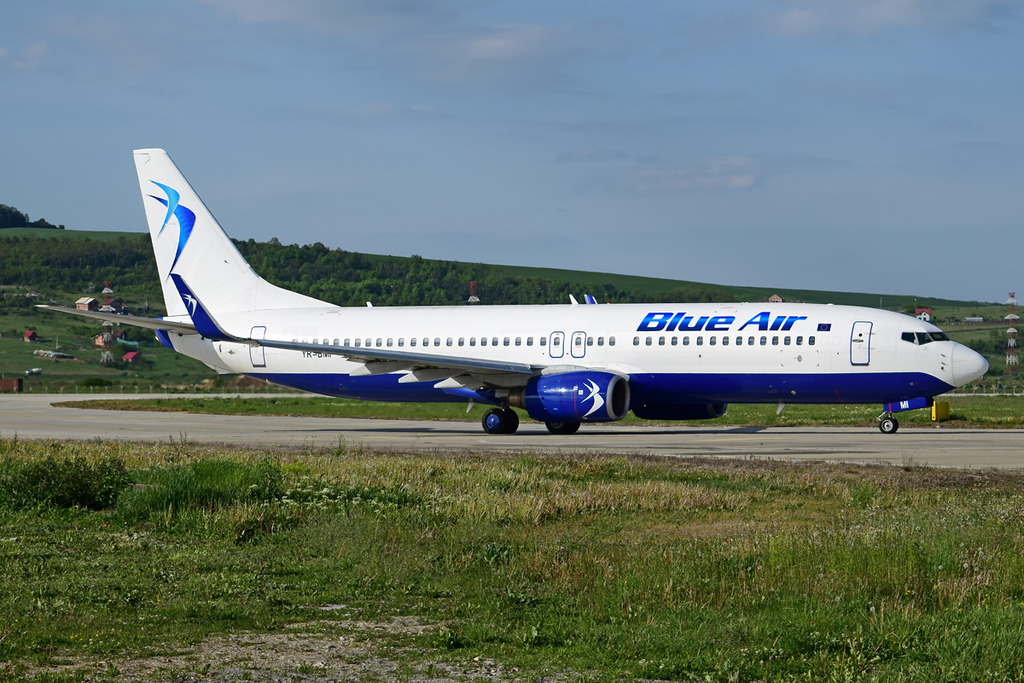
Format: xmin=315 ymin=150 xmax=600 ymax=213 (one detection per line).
xmin=23 ymin=617 xmax=545 ymax=682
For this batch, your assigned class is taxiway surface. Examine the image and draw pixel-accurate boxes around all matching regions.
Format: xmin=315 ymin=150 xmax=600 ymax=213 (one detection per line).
xmin=2 ymin=394 xmax=1021 ymax=469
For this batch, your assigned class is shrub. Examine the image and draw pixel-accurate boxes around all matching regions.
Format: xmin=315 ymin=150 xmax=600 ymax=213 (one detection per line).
xmin=117 ymin=459 xmax=284 ymax=522
xmin=0 ymin=455 xmax=131 ymax=510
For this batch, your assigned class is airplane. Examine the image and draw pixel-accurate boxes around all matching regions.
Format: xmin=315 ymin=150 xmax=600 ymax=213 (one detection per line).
xmin=41 ymin=148 xmax=989 ymax=436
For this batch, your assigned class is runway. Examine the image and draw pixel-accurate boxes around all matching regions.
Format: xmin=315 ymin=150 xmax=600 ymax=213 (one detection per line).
xmin=2 ymin=393 xmax=1022 ymax=469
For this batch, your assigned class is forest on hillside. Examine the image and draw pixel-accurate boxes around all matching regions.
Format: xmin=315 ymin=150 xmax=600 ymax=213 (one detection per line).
xmin=0 ymin=232 xmax=727 ymax=315
xmin=0 ymin=203 xmax=62 ymax=230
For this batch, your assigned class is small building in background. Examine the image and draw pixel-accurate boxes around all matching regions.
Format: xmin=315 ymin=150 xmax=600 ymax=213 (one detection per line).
xmin=122 ymin=351 xmax=141 ymax=365
xmin=915 ymin=308 xmax=932 ymax=322
xmin=23 ymin=330 xmax=37 ymax=342
xmin=76 ymin=297 xmax=98 ymax=311
xmin=0 ymin=378 xmax=23 ymax=393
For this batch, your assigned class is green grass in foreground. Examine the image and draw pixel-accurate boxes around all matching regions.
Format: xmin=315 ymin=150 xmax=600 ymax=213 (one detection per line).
xmin=56 ymin=393 xmax=1024 ymax=428
xmin=2 ymin=438 xmax=1024 ymax=681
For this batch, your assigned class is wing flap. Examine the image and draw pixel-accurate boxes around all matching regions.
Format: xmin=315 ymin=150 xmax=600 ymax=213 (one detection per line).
xmin=256 ymin=338 xmax=537 ymax=376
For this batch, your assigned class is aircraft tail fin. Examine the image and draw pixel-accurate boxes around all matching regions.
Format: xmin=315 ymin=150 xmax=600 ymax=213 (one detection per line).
xmin=133 ymin=148 xmax=323 ymax=317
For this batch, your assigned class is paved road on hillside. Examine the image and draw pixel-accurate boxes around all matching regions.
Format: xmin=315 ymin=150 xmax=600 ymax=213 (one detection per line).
xmin=2 ymin=394 xmax=1021 ymax=469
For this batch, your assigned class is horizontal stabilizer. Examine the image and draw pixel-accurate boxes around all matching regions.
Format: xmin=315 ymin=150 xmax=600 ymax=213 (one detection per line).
xmin=36 ymin=305 xmax=197 ymax=335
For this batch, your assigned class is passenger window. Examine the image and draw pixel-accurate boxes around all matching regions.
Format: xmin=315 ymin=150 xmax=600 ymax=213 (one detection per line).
xmin=645 ymin=337 xmax=653 ymax=346
xmin=784 ymin=336 xmax=791 ymax=345
xmin=354 ymin=339 xmax=361 ymax=347
xmin=747 ymin=336 xmax=755 ymax=346
xmin=670 ymin=336 xmax=677 ymax=346
xmin=796 ymin=336 xmax=803 ymax=346
xmin=515 ymin=337 xmax=522 ymax=346
xmin=709 ymin=336 xmax=717 ymax=346
xmin=446 ymin=337 xmax=453 ymax=347
xmin=658 ymin=336 xmax=665 ymax=346
xmin=481 ymin=337 xmax=487 ymax=346
xmin=410 ymin=338 xmax=416 ymax=347
xmin=809 ymin=336 xmax=816 ymax=346
xmin=397 ymin=338 xmax=404 ymax=347
xmin=633 ymin=337 xmax=640 ymax=346
xmin=597 ymin=337 xmax=604 ymax=346
xmin=682 ymin=336 xmax=690 ymax=346
xmin=504 ymin=337 xmax=510 ymax=346
xmin=343 ymin=338 xmax=350 ymax=346
xmin=333 ymin=339 xmax=339 ymax=346
xmin=313 ymin=338 xmax=319 ymax=345
xmin=387 ymin=338 xmax=393 ymax=347
xmin=470 ymin=338 xmax=476 ymax=346
xmin=552 ymin=337 xmax=560 ymax=347
xmin=492 ymin=337 xmax=498 ymax=346
xmin=696 ymin=336 xmax=703 ymax=346
xmin=722 ymin=336 xmax=729 ymax=346
xmin=760 ymin=336 xmax=767 ymax=346
xmin=458 ymin=337 xmax=465 ymax=346
xmin=540 ymin=337 xmax=546 ymax=347
xmin=364 ymin=338 xmax=370 ymax=347
xmin=772 ymin=336 xmax=779 ymax=345
xmin=376 ymin=338 xmax=383 ymax=347
xmin=434 ymin=337 xmax=440 ymax=346
xmin=527 ymin=337 xmax=534 ymax=346
xmin=609 ymin=337 xmax=616 ymax=346
xmin=586 ymin=336 xmax=593 ymax=346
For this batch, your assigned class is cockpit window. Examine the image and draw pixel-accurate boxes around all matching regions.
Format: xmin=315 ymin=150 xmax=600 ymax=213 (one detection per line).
xmin=902 ymin=331 xmax=950 ymax=345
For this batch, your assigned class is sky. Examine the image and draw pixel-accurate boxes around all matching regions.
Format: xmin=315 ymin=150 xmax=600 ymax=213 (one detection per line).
xmin=2 ymin=1 xmax=1022 ymax=303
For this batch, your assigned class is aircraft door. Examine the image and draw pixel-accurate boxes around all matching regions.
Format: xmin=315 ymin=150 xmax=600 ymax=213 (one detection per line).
xmin=249 ymin=326 xmax=267 ymax=368
xmin=570 ymin=331 xmax=587 ymax=359
xmin=549 ymin=331 xmax=565 ymax=359
xmin=850 ymin=321 xmax=872 ymax=366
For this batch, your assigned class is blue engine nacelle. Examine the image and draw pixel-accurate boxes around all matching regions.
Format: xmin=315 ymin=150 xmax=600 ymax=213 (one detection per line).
xmin=511 ymin=372 xmax=631 ymax=423
xmin=631 ymin=401 xmax=728 ymax=421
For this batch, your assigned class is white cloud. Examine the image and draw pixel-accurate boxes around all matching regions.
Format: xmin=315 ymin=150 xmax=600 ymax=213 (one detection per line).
xmin=627 ymin=156 xmax=760 ymax=192
xmin=0 ymin=41 xmax=48 ymax=71
xmin=767 ymin=0 xmax=1021 ymax=36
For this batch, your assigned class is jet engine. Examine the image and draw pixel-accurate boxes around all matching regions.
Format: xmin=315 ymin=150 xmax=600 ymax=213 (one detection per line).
xmin=510 ymin=372 xmax=630 ymax=423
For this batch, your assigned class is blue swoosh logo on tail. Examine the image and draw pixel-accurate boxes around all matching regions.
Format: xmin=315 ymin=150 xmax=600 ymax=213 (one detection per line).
xmin=148 ymin=181 xmax=196 ymax=273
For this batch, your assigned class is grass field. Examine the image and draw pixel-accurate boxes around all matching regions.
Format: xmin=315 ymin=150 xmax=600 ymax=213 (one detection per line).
xmin=2 ymin=438 xmax=1024 ymax=681
xmin=55 ymin=393 xmax=1024 ymax=429
xmin=0 ymin=308 xmax=220 ymax=392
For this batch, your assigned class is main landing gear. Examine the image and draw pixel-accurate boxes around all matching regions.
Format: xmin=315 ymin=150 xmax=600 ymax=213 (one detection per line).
xmin=482 ymin=407 xmax=519 ymax=434
xmin=545 ymin=421 xmax=580 ymax=435
xmin=878 ymin=412 xmax=899 ymax=434
xmin=481 ymin=408 xmax=582 ymax=435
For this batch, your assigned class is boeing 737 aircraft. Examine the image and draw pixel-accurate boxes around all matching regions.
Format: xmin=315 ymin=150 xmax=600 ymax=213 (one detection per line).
xmin=42 ymin=149 xmax=989 ymax=435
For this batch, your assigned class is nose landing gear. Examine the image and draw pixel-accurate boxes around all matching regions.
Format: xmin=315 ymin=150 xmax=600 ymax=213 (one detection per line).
xmin=878 ymin=412 xmax=899 ymax=434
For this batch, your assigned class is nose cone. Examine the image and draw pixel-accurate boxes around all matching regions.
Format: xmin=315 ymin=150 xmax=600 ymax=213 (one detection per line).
xmin=951 ymin=344 xmax=988 ymax=387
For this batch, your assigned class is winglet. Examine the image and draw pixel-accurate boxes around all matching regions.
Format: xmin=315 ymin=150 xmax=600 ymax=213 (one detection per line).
xmin=169 ymin=273 xmax=236 ymax=341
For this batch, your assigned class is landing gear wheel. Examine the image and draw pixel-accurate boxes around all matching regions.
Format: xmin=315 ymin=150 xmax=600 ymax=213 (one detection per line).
xmin=482 ymin=407 xmax=519 ymax=435
xmin=545 ymin=421 xmax=581 ymax=435
xmin=878 ymin=415 xmax=899 ymax=434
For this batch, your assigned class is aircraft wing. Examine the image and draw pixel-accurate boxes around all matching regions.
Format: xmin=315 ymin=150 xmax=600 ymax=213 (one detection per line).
xmin=257 ymin=338 xmax=539 ymax=377
xmin=36 ymin=305 xmax=198 ymax=335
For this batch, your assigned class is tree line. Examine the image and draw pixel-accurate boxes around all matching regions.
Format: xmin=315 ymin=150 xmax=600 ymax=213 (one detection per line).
xmin=0 ymin=203 xmax=62 ymax=230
